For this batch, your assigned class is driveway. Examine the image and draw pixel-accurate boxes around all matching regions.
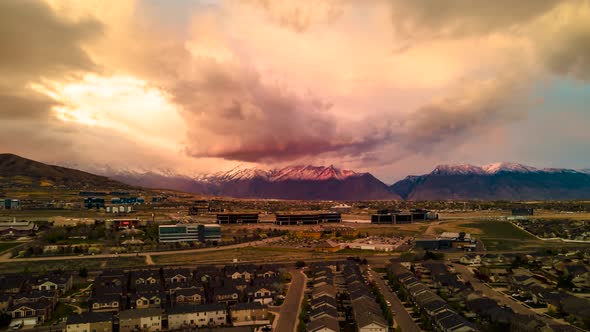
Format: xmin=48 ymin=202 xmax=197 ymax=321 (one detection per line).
xmin=274 ymin=269 xmax=307 ymax=332
xmin=368 ymin=268 xmax=421 ymax=332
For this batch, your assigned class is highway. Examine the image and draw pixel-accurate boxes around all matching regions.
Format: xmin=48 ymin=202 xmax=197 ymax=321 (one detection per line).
xmin=368 ymin=268 xmax=421 ymax=332
xmin=274 ymin=269 xmax=307 ymax=332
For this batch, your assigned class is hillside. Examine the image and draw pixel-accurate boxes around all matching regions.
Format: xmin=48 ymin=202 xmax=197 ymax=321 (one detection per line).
xmin=0 ymin=153 xmax=131 ymax=190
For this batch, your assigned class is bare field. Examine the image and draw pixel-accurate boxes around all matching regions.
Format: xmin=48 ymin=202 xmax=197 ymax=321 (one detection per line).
xmin=0 ymin=256 xmax=146 ymax=273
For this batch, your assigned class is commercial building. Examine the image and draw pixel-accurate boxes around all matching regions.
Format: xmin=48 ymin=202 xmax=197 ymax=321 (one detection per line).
xmin=84 ymin=197 xmax=105 ymax=209
xmin=111 ymin=197 xmax=144 ymax=205
xmin=371 ymin=209 xmax=438 ymax=224
xmin=159 ymin=224 xmax=200 ymax=243
xmin=1 ymin=199 xmax=20 ymax=210
xmin=189 ymin=200 xmax=210 ymax=215
xmin=216 ymin=213 xmax=259 ymax=224
xmin=158 ymin=224 xmax=221 ymax=243
xmin=105 ymin=205 xmax=133 ymax=214
xmin=198 ymin=224 xmax=221 ymax=243
xmin=274 ymin=213 xmax=341 ymax=225
xmin=415 ymin=232 xmax=476 ymax=251
xmin=512 ymin=208 xmax=534 ymax=216
xmin=105 ymin=219 xmax=141 ymax=230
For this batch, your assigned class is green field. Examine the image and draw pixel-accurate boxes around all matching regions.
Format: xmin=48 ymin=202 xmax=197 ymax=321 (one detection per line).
xmin=0 ymin=242 xmax=23 ymax=254
xmin=463 ymin=220 xmax=535 ymax=240
xmin=461 ymin=220 xmax=573 ymax=251
xmin=0 ymin=256 xmax=146 ymax=273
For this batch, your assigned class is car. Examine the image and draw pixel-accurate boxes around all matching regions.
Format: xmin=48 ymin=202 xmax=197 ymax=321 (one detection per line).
xmin=10 ymin=322 xmax=23 ymax=330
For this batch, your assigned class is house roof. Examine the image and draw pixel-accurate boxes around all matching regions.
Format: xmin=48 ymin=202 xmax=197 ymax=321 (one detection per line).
xmin=67 ymin=312 xmax=112 ymax=325
xmin=306 ymin=316 xmax=339 ymax=332
xmin=119 ymin=308 xmax=162 ymax=319
xmin=355 ymin=311 xmax=388 ymax=329
xmin=168 ymin=303 xmax=226 ymax=315
xmin=233 ymin=302 xmax=267 ymax=311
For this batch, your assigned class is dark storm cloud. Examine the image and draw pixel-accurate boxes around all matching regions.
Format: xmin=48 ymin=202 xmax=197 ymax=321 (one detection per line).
xmin=0 ymin=0 xmax=101 ymax=83
xmin=173 ymin=59 xmax=391 ymax=162
xmin=0 ymin=0 xmax=103 ymax=157
xmin=539 ymin=16 xmax=590 ymax=81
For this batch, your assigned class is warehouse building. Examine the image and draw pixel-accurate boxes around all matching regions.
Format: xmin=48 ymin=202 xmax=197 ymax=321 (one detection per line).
xmin=274 ymin=212 xmax=341 ymax=225
xmin=216 ymin=213 xmax=259 ymax=224
xmin=371 ymin=209 xmax=438 ymax=224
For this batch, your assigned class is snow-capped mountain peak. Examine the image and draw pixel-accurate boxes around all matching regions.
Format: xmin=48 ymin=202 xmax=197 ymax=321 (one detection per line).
xmin=482 ymin=162 xmax=538 ymax=174
xmin=272 ymin=165 xmax=360 ymax=181
xmin=196 ymin=164 xmax=362 ymax=183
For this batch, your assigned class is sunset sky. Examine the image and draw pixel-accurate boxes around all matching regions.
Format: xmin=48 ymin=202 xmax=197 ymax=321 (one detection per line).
xmin=2 ymin=0 xmax=590 ymax=182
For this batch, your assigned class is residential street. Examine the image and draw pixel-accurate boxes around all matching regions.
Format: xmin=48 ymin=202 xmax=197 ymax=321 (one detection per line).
xmin=274 ymin=269 xmax=307 ymax=332
xmin=451 ymin=263 xmax=565 ymax=326
xmin=368 ymin=268 xmax=421 ymax=332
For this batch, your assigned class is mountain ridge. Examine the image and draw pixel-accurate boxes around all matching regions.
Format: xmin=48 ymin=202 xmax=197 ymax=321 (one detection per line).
xmin=391 ymin=162 xmax=590 ymax=200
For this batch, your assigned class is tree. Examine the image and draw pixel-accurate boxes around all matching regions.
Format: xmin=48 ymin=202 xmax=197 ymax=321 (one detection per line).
xmin=79 ymin=267 xmax=88 ymax=278
xmin=295 ymin=261 xmax=306 ymax=269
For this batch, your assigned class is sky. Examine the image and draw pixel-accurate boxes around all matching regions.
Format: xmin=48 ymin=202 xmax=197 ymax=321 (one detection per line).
xmin=2 ymin=0 xmax=590 ymax=183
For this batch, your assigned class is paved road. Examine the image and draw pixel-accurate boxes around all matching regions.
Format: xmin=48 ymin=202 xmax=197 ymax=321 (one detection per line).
xmin=452 ymin=263 xmax=566 ymax=326
xmin=274 ymin=269 xmax=306 ymax=332
xmin=0 ymin=237 xmax=281 ymax=263
xmin=368 ymin=268 xmax=421 ymax=332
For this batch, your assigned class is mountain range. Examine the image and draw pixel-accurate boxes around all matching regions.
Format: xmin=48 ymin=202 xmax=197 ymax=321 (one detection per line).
xmin=110 ymin=165 xmax=398 ymax=200
xmin=3 ymin=153 xmax=590 ymax=201
xmin=391 ymin=162 xmax=590 ymax=200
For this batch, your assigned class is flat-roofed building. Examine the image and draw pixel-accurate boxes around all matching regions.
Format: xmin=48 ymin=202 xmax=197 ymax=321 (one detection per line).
xmin=198 ymin=224 xmax=221 ymax=243
xmin=275 ymin=213 xmax=341 ymax=225
xmin=159 ymin=224 xmax=199 ymax=243
xmin=217 ymin=213 xmax=259 ymax=224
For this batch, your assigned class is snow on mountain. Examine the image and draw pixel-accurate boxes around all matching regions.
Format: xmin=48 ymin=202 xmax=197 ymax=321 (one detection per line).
xmin=430 ymin=162 xmax=583 ymax=176
xmin=482 ymin=162 xmax=539 ymax=174
xmin=197 ymin=164 xmax=362 ymax=183
xmin=431 ymin=164 xmax=486 ymax=175
xmin=271 ymin=165 xmax=359 ymax=181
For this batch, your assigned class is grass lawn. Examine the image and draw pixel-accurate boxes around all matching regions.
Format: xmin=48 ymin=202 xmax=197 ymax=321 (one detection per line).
xmin=0 ymin=242 xmax=22 ymax=254
xmin=43 ymin=303 xmax=74 ymax=325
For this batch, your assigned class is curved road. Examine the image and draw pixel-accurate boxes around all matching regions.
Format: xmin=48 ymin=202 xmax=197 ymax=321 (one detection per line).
xmin=0 ymin=237 xmax=281 ymax=263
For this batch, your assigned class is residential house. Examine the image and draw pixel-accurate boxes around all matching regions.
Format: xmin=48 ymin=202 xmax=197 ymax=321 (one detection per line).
xmin=174 ymin=288 xmax=204 ymax=304
xmin=306 ymin=316 xmax=339 ymax=332
xmin=66 ymin=312 xmax=113 ymax=332
xmin=131 ymin=270 xmax=160 ymax=286
xmin=8 ymin=300 xmax=54 ymax=325
xmin=212 ymin=286 xmax=240 ymax=305
xmin=89 ymin=294 xmax=121 ymax=313
xmin=164 ymin=269 xmax=192 ymax=285
xmin=230 ymin=302 xmax=269 ymax=326
xmin=118 ymin=308 xmax=162 ymax=332
xmin=31 ymin=273 xmax=73 ymax=295
xmin=167 ymin=304 xmax=227 ymax=330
